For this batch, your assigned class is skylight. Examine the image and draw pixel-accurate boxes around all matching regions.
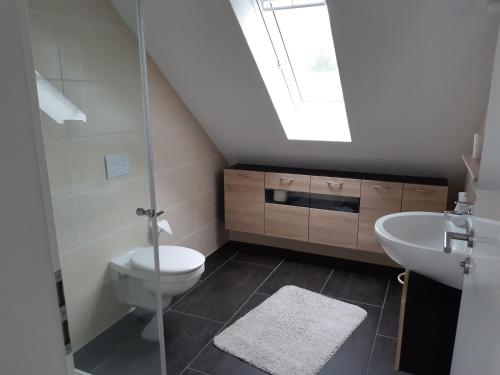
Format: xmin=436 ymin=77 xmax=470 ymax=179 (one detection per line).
xmin=231 ymin=0 xmax=351 ymax=142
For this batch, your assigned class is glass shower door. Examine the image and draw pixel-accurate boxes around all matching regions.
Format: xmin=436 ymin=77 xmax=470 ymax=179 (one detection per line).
xmin=26 ymin=0 xmax=167 ymax=374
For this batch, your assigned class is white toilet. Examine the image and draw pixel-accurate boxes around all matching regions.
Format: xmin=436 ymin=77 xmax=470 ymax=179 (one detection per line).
xmin=110 ymin=245 xmax=205 ymax=340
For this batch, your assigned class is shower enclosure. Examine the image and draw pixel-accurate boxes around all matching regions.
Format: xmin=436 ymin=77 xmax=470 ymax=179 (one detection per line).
xmin=26 ymin=0 xmax=167 ymax=373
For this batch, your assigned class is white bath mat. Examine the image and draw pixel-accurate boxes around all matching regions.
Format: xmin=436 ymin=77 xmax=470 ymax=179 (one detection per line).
xmin=214 ymin=285 xmax=367 ymax=375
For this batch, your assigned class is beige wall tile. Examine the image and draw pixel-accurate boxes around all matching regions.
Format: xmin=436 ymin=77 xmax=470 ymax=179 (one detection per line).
xmin=161 ymin=200 xmax=200 ymax=244
xmin=66 ymin=297 xmax=91 ymax=351
xmin=196 ymin=190 xmax=218 ymax=227
xmin=63 ymin=80 xmax=143 ymax=138
xmin=60 ymin=248 xmax=86 ymax=304
xmin=82 ymin=220 xmax=149 ymax=294
xmin=155 ymin=162 xmax=200 ymax=210
xmin=197 ymin=221 xmax=228 ymax=256
xmin=86 ymin=282 xmax=130 ymax=338
xmin=43 ymin=139 xmax=73 ymax=199
xmin=76 ymin=176 xmax=148 ymax=244
xmin=69 ymin=132 xmax=147 ymax=193
xmin=28 ymin=12 xmax=61 ymax=80
xmin=52 ymin=196 xmax=80 ymax=253
xmin=174 ymin=231 xmax=200 ymax=251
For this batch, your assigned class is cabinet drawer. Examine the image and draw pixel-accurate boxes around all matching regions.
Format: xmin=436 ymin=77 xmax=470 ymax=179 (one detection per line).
xmin=310 ymin=176 xmax=361 ymax=197
xmin=224 ymin=169 xmax=264 ymax=234
xmin=402 ymin=184 xmax=448 ymax=212
xmin=357 ymin=207 xmax=398 ymax=253
xmin=265 ymin=173 xmax=311 ymax=192
xmin=360 ymin=180 xmax=403 ymax=211
xmin=309 ymin=208 xmax=358 ymax=249
xmin=265 ymin=203 xmax=309 ymax=241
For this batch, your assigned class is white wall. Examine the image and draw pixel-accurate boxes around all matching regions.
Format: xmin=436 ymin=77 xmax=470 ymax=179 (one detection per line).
xmin=138 ymin=0 xmax=499 ymax=196
xmin=0 ymin=0 xmax=68 ymax=374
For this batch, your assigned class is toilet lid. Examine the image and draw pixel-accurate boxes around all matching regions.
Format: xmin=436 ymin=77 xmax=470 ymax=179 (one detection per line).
xmin=130 ymin=246 xmax=205 ymax=275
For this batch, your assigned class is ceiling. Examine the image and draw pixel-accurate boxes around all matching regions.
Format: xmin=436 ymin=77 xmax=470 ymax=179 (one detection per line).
xmin=114 ymin=0 xmax=499 ymax=190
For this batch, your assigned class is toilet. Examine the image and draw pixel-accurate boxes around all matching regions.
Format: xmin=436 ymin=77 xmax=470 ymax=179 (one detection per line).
xmin=110 ymin=245 xmax=205 ymax=340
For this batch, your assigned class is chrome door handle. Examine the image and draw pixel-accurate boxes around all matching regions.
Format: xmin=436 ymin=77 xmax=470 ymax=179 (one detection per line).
xmin=136 ymin=208 xmax=164 ymax=218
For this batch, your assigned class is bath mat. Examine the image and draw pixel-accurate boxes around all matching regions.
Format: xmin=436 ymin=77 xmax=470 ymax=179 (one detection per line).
xmin=214 ymin=285 xmax=367 ymax=375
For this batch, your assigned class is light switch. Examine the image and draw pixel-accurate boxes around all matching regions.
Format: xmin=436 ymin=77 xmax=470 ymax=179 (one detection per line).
xmin=105 ymin=153 xmax=130 ymax=179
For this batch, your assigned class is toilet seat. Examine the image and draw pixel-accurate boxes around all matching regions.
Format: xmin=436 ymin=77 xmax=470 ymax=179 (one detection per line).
xmin=130 ymin=246 xmax=205 ymax=275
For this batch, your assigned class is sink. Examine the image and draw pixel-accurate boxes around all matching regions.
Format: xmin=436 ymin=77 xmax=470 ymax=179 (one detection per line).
xmin=375 ymin=211 xmax=468 ymax=289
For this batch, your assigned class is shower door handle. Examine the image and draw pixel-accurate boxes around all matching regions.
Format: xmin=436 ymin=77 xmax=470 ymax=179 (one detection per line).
xmin=136 ymin=208 xmax=164 ymax=218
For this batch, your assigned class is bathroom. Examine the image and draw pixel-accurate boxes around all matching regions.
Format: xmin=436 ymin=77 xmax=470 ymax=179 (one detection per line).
xmin=2 ymin=0 xmax=500 ymax=375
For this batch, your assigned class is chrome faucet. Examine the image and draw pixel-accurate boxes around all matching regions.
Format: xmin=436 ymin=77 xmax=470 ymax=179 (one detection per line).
xmin=443 ymin=202 xmax=474 ymax=253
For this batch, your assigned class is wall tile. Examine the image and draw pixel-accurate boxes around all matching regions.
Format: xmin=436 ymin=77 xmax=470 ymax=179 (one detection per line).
xmin=196 ymin=190 xmax=218 ymax=227
xmin=60 ymin=248 xmax=86 ymax=304
xmin=174 ymin=231 xmax=200 ymax=251
xmin=28 ymin=12 xmax=61 ymax=80
xmin=43 ymin=139 xmax=73 ymax=199
xmin=76 ymin=176 xmax=149 ymax=244
xmin=63 ymin=80 xmax=143 ymax=138
xmin=66 ymin=297 xmax=92 ymax=351
xmin=155 ymin=162 xmax=200 ymax=210
xmin=52 ymin=196 xmax=80 ymax=253
xmin=162 ymin=200 xmax=200 ymax=244
xmin=69 ymin=132 xmax=147 ymax=193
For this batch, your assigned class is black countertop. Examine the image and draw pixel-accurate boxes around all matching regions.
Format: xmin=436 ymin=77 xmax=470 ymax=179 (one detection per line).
xmin=229 ymin=164 xmax=448 ymax=186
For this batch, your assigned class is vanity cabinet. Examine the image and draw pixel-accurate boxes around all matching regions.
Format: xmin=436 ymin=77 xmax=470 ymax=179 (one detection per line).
xmin=265 ymin=203 xmax=309 ymax=241
xmin=357 ymin=180 xmax=403 ymax=253
xmin=224 ymin=169 xmax=265 ymax=234
xmin=401 ymin=183 xmax=448 ymax=212
xmin=224 ymin=165 xmax=448 ymax=261
xmin=309 ymin=209 xmax=358 ymax=249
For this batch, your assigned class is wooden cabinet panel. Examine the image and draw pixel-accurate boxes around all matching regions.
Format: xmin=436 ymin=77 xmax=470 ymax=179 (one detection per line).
xmin=309 ymin=208 xmax=358 ymax=249
xmin=265 ymin=203 xmax=309 ymax=241
xmin=310 ymin=176 xmax=361 ymax=197
xmin=358 ymin=207 xmax=399 ymax=253
xmin=265 ymin=173 xmax=311 ymax=192
xmin=402 ymin=184 xmax=448 ymax=212
xmin=224 ymin=169 xmax=264 ymax=234
xmin=360 ymin=180 xmax=403 ymax=211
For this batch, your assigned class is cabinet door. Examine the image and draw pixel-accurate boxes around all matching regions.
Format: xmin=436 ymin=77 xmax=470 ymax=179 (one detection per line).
xmin=309 ymin=208 xmax=358 ymax=249
xmin=358 ymin=207 xmax=399 ymax=253
xmin=360 ymin=180 xmax=403 ymax=211
xmin=224 ymin=169 xmax=264 ymax=234
xmin=310 ymin=176 xmax=361 ymax=197
xmin=265 ymin=203 xmax=309 ymax=241
xmin=265 ymin=173 xmax=311 ymax=192
xmin=401 ymin=184 xmax=448 ymax=212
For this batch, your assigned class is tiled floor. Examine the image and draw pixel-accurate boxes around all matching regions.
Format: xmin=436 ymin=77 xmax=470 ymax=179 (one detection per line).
xmin=75 ymin=242 xmax=410 ymax=375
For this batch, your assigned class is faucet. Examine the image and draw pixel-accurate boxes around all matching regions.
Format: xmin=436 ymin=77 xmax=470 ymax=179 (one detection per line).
xmin=443 ymin=202 xmax=474 ymax=253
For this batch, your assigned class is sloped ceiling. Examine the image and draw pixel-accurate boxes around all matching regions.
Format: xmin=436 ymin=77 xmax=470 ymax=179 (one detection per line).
xmin=115 ymin=0 xmax=499 ymax=189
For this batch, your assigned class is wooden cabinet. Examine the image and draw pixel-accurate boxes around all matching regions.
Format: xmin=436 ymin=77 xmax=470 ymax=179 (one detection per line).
xmin=358 ymin=207 xmax=399 ymax=253
xmin=310 ymin=176 xmax=361 ymax=197
xmin=360 ymin=180 xmax=403 ymax=210
xmin=265 ymin=203 xmax=309 ymax=241
xmin=224 ymin=167 xmax=448 ymax=260
xmin=224 ymin=169 xmax=264 ymax=234
xmin=309 ymin=208 xmax=358 ymax=249
xmin=401 ymin=184 xmax=448 ymax=212
xmin=265 ymin=173 xmax=310 ymax=192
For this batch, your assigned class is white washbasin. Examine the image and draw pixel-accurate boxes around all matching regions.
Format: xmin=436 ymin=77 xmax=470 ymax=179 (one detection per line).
xmin=375 ymin=212 xmax=468 ymax=289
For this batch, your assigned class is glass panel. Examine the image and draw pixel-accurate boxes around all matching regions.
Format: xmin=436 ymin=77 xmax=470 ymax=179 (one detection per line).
xmin=274 ymin=5 xmax=344 ymax=103
xmin=26 ymin=0 xmax=166 ymax=374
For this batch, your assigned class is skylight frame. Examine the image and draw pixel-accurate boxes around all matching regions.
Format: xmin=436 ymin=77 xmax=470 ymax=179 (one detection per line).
xmin=231 ymin=0 xmax=352 ymax=142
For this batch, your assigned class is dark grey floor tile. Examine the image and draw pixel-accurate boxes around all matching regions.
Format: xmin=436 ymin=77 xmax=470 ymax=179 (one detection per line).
xmin=367 ymin=336 xmax=411 ymax=375
xmin=191 ymin=341 xmax=267 ymax=375
xmin=74 ymin=339 xmax=117 ymax=372
xmin=226 ymin=293 xmax=269 ymax=326
xmin=202 ymin=244 xmax=238 ymax=280
xmin=318 ymin=303 xmax=381 ymax=375
xmin=173 ymin=261 xmax=272 ymax=323
xmin=163 ymin=311 xmax=223 ymax=375
xmin=183 ymin=369 xmax=211 ymax=375
xmin=322 ymin=268 xmax=389 ymax=306
xmin=232 ymin=242 xmax=285 ymax=267
xmin=94 ymin=308 xmax=150 ymax=348
xmin=258 ymin=258 xmax=332 ymax=295
xmin=93 ymin=339 xmax=163 ymax=375
xmin=378 ymin=279 xmax=403 ymax=338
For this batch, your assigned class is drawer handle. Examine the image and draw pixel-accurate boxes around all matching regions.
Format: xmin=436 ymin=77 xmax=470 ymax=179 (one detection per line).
xmin=327 ymin=181 xmax=344 ymax=187
xmin=416 ymin=188 xmax=434 ymax=193
xmin=279 ymin=177 xmax=295 ymax=183
xmin=237 ymin=173 xmax=251 ymax=178
xmin=373 ymin=185 xmax=390 ymax=190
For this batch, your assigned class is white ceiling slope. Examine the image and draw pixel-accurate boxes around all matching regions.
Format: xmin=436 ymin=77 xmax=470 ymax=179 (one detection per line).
xmin=116 ymin=0 xmax=498 ymax=187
